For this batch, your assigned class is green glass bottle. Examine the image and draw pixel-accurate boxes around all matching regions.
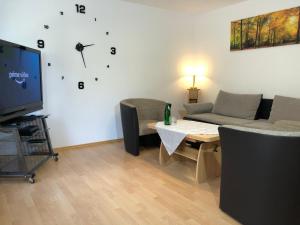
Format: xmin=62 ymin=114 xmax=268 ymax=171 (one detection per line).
xmin=164 ymin=103 xmax=172 ymax=125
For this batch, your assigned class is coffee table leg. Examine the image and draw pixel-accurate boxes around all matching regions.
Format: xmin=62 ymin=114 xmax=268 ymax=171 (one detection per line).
xmin=196 ymin=142 xmax=221 ymax=183
xmin=159 ymin=142 xmax=170 ymax=165
xmin=196 ymin=143 xmax=208 ymax=183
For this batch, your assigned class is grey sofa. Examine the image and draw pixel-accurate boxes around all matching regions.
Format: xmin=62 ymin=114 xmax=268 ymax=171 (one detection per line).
xmin=120 ymin=98 xmax=166 ymax=156
xmin=184 ymin=91 xmax=300 ymax=131
xmin=184 ymin=91 xmax=300 ymax=224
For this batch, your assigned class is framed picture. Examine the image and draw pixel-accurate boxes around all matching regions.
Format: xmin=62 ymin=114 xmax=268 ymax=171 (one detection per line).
xmin=230 ymin=6 xmax=300 ymax=51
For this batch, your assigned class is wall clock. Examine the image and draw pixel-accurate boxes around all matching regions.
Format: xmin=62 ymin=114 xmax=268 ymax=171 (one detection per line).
xmin=36 ymin=3 xmax=118 ymax=90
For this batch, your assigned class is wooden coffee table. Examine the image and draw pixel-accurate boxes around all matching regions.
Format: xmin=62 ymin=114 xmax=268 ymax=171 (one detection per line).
xmin=147 ymin=122 xmax=221 ymax=183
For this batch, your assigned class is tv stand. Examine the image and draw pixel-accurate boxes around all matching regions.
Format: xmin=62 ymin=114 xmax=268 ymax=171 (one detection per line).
xmin=1 ymin=108 xmax=26 ymax=117
xmin=0 ymin=115 xmax=58 ymax=183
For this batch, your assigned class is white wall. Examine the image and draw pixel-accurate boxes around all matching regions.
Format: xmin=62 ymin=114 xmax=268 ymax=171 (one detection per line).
xmin=0 ymin=0 xmax=194 ymax=147
xmin=3 ymin=0 xmax=298 ymax=148
xmin=194 ymin=0 xmax=300 ymax=103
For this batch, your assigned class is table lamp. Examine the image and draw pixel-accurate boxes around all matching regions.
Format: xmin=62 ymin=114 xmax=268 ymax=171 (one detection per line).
xmin=188 ymin=74 xmax=200 ymax=103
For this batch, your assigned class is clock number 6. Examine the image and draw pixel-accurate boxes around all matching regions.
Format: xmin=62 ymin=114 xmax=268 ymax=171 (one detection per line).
xmin=75 ymin=4 xmax=86 ymax=14
xmin=111 ymin=47 xmax=116 ymax=55
xmin=37 ymin=40 xmax=45 ymax=49
xmin=78 ymin=82 xmax=85 ymax=90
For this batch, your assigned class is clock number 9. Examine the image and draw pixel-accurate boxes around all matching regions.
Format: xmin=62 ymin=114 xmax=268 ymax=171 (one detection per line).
xmin=78 ymin=82 xmax=85 ymax=90
xmin=75 ymin=4 xmax=86 ymax=14
xmin=111 ymin=47 xmax=116 ymax=55
xmin=37 ymin=40 xmax=45 ymax=49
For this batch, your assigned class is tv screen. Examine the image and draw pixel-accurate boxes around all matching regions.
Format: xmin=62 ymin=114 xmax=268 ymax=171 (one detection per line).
xmin=0 ymin=39 xmax=43 ymax=122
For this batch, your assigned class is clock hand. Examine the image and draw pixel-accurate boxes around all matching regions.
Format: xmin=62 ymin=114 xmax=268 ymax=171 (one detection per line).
xmin=83 ymin=44 xmax=95 ymax=48
xmin=75 ymin=42 xmax=92 ymax=68
xmin=80 ymin=51 xmax=86 ymax=68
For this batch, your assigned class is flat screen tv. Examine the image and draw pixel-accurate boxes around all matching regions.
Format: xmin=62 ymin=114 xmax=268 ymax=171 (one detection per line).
xmin=0 ymin=39 xmax=43 ymax=123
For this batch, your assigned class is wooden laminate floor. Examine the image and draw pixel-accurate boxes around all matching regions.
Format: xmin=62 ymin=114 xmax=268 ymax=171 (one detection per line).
xmin=0 ymin=141 xmax=240 ymax=225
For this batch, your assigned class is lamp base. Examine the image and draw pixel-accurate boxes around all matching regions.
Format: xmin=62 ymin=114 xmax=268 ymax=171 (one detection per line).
xmin=188 ymin=88 xmax=200 ymax=103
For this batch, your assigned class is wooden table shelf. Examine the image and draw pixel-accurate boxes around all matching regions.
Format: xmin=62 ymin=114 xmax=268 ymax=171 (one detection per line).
xmin=175 ymin=145 xmax=198 ymax=161
xmin=148 ymin=121 xmax=221 ymax=183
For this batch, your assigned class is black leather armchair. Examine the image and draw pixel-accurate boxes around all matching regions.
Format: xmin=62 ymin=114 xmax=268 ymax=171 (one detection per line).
xmin=120 ymin=98 xmax=166 ymax=156
xmin=218 ymin=126 xmax=300 ymax=225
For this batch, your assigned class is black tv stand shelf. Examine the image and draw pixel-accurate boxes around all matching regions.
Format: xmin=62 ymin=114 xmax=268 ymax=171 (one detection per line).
xmin=0 ymin=115 xmax=58 ymax=183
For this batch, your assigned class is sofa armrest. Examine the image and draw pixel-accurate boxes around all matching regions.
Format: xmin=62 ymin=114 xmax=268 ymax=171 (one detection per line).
xmin=120 ymin=102 xmax=140 ymax=156
xmin=120 ymin=101 xmax=136 ymax=109
xmin=183 ymin=102 xmax=213 ymax=115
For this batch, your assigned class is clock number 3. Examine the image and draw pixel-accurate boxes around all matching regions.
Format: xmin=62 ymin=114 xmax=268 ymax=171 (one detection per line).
xmin=78 ymin=82 xmax=85 ymax=89
xmin=111 ymin=47 xmax=116 ymax=55
xmin=37 ymin=40 xmax=45 ymax=48
xmin=75 ymin=4 xmax=86 ymax=14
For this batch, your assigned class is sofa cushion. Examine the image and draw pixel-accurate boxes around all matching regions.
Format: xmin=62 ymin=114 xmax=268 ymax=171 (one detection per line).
xmin=185 ymin=113 xmax=252 ymax=126
xmin=242 ymin=120 xmax=275 ymax=130
xmin=274 ymin=120 xmax=300 ymax=131
xmin=240 ymin=120 xmax=300 ymax=132
xmin=139 ymin=120 xmax=158 ymax=136
xmin=183 ymin=102 xmax=213 ymax=115
xmin=269 ymin=95 xmax=300 ymax=122
xmin=222 ymin=125 xmax=300 ymax=137
xmin=212 ymin=90 xmax=262 ymax=120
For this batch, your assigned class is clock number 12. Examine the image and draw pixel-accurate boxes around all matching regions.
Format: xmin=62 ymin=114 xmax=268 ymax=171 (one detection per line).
xmin=75 ymin=4 xmax=86 ymax=14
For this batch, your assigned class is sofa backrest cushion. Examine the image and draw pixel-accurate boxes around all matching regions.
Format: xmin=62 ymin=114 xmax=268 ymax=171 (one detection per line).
xmin=183 ymin=102 xmax=213 ymax=115
xmin=121 ymin=98 xmax=166 ymax=121
xmin=212 ymin=90 xmax=262 ymax=120
xmin=269 ymin=95 xmax=300 ymax=122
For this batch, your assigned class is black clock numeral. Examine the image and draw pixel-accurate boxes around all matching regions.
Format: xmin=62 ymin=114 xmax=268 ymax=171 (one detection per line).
xmin=78 ymin=82 xmax=85 ymax=89
xmin=75 ymin=4 xmax=86 ymax=14
xmin=37 ymin=40 xmax=45 ymax=49
xmin=111 ymin=47 xmax=116 ymax=55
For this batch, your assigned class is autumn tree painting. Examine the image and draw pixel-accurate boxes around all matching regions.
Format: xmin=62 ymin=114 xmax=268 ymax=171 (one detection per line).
xmin=230 ymin=7 xmax=300 ymax=50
